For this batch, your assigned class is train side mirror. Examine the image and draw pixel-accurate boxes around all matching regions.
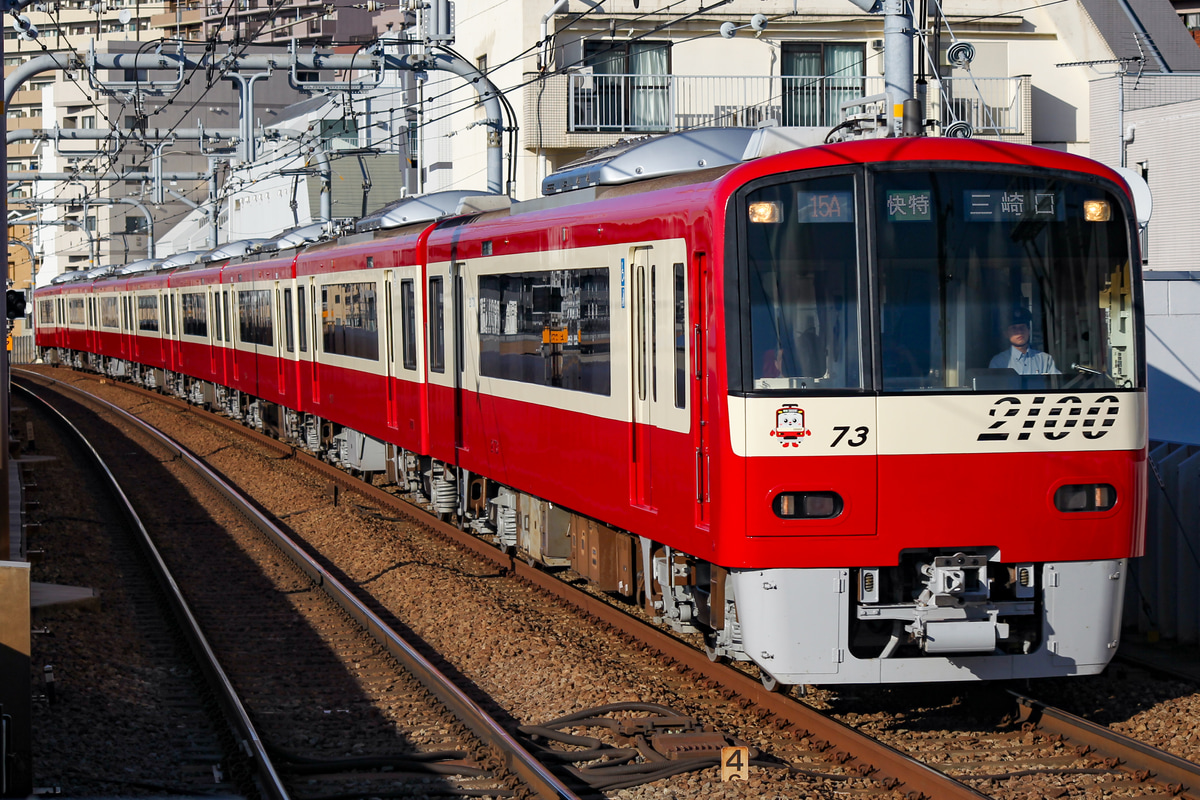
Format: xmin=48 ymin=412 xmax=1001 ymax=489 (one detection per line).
xmin=7 ymin=289 xmax=27 ymax=320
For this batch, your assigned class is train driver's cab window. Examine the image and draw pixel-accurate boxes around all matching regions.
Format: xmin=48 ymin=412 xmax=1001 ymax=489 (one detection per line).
xmin=874 ymin=170 xmax=1138 ymax=392
xmin=744 ymin=174 xmax=862 ymax=391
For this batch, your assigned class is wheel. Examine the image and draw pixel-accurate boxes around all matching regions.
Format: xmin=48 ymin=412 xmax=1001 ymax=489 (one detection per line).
xmin=704 ymin=640 xmax=724 ymax=663
xmin=760 ymin=671 xmax=791 ymax=693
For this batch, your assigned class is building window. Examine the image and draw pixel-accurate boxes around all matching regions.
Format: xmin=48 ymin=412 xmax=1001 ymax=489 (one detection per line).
xmin=319 ymin=117 xmax=357 ymax=151
xmin=581 ymin=40 xmax=670 ymax=132
xmin=781 ymin=43 xmax=865 ymax=127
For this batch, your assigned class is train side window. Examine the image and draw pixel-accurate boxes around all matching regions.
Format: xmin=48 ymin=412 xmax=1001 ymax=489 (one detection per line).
xmin=429 ymin=276 xmax=445 ymax=373
xmin=297 ymin=287 xmax=307 ymax=353
xmin=212 ymin=293 xmax=222 ymax=341
xmin=456 ymin=273 xmax=464 ymax=375
xmin=182 ymin=292 xmax=207 ymax=337
xmin=222 ymin=291 xmax=231 ymax=343
xmin=674 ymin=262 xmax=686 ymax=409
xmin=137 ymin=295 xmax=159 ymax=332
xmin=238 ymin=289 xmax=273 ymax=347
xmin=322 ymin=282 xmax=378 ymax=360
xmin=636 ymin=265 xmax=646 ymax=401
xmin=478 ymin=268 xmax=610 ymax=395
xmin=651 ymin=265 xmax=657 ymax=402
xmin=283 ymin=288 xmax=295 ymax=353
xmin=400 ymin=279 xmax=416 ymax=370
xmin=100 ymin=297 xmax=119 ymax=329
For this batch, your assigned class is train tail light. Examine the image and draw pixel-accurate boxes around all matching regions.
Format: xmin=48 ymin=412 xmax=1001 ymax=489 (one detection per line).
xmin=1054 ymin=483 xmax=1116 ymax=512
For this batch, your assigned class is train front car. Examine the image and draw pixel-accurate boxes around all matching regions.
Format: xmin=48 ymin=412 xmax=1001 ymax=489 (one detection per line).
xmin=709 ymin=138 xmax=1146 ymax=686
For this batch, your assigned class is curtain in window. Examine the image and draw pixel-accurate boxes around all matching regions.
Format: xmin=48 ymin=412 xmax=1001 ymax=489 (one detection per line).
xmin=782 ymin=47 xmax=821 ymax=126
xmin=587 ymin=44 xmax=626 ymax=129
xmin=629 ymin=42 xmax=669 ymax=131
xmin=824 ymin=45 xmax=864 ymax=126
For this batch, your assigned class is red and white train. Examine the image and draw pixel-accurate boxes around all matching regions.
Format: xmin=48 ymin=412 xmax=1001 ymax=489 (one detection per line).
xmin=34 ymin=131 xmax=1147 ymax=687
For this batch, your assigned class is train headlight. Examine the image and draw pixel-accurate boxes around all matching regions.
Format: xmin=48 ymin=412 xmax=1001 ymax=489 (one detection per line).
xmin=748 ymin=201 xmax=781 ymax=223
xmin=773 ymin=491 xmax=842 ymax=519
xmin=1054 ymin=483 xmax=1116 ymax=512
xmin=1084 ymin=200 xmax=1111 ymax=222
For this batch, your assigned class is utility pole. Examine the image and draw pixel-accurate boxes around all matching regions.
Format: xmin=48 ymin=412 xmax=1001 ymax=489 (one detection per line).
xmin=1 ymin=3 xmax=34 ymax=796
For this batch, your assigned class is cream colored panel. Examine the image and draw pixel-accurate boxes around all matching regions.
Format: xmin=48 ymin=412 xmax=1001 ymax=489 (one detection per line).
xmin=729 ymin=396 xmax=879 ymax=458
xmin=876 ymin=392 xmax=1147 ymax=455
xmin=452 ymin=238 xmax=690 ymax=431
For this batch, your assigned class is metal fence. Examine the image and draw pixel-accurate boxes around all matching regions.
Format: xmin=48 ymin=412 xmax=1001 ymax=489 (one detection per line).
xmin=10 ymin=334 xmax=36 ymax=365
xmin=567 ymin=73 xmax=1026 ymax=136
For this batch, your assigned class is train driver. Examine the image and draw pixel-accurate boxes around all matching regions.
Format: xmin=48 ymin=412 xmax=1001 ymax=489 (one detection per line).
xmin=989 ymin=308 xmax=1060 ymax=375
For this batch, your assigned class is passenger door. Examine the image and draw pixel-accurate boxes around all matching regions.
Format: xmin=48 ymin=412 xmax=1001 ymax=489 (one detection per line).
xmin=693 ymin=253 xmax=712 ymax=528
xmin=630 ymin=247 xmax=654 ymax=509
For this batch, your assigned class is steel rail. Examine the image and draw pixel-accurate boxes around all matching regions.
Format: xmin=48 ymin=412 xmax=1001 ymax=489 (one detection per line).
xmin=1011 ymin=690 xmax=1200 ymax=798
xmin=38 ymin=372 xmax=993 ymax=800
xmin=17 ymin=370 xmax=582 ymax=800
xmin=13 ymin=380 xmax=291 ymax=800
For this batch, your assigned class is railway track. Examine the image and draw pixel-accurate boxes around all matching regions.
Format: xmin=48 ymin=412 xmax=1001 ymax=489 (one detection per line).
xmin=17 ymin=374 xmax=578 ymax=800
xmin=20 ymin=365 xmax=1200 ymax=800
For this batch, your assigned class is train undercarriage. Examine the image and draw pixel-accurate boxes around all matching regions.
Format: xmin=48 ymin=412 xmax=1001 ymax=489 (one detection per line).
xmin=41 ymin=347 xmax=1129 ymax=687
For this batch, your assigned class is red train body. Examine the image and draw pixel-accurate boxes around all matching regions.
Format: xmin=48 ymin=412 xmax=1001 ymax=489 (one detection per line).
xmin=35 ymin=136 xmax=1148 ymax=685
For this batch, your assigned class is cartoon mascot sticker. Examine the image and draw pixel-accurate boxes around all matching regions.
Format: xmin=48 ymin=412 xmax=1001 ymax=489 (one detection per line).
xmin=771 ymin=404 xmax=811 ymax=447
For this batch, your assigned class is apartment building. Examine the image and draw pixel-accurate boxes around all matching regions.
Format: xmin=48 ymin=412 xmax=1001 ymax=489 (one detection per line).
xmin=4 ymin=0 xmax=376 ymax=287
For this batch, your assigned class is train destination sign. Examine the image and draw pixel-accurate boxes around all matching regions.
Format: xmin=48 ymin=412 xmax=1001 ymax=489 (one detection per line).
xmin=796 ymin=190 xmax=854 ymax=223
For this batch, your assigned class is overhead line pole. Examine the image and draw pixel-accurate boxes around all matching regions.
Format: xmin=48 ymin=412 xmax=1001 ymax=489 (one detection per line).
xmin=4 ymin=49 xmax=506 ymax=194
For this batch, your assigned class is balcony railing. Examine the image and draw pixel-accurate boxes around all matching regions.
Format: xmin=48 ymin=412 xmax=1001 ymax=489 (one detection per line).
xmin=566 ymin=73 xmax=1027 ymax=137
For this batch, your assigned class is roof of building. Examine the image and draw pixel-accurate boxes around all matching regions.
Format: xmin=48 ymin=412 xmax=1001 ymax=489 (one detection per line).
xmin=1080 ymin=0 xmax=1200 ymax=71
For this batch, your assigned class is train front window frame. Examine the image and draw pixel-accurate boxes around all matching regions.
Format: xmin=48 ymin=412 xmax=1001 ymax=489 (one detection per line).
xmin=730 ymin=168 xmax=866 ymax=395
xmin=869 ymin=165 xmax=1141 ymax=393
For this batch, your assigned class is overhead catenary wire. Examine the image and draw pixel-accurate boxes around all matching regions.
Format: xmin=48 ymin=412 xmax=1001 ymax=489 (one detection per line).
xmin=17 ymin=0 xmax=1051 ymax=263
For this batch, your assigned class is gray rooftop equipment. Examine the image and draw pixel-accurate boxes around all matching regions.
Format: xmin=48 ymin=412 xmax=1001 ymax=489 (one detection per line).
xmin=355 ymin=190 xmax=509 ymax=232
xmin=159 ymin=251 xmax=205 ymax=269
xmin=201 ymin=240 xmax=269 ymax=262
xmin=113 ymin=258 xmax=165 ymax=275
xmin=541 ymin=128 xmax=757 ymax=196
xmin=256 ymin=222 xmax=329 ymax=253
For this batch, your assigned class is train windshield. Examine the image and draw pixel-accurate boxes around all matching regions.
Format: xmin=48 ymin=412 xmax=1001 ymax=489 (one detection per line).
xmin=744 ymin=174 xmax=864 ymax=391
xmin=739 ymin=167 xmax=1138 ymax=393
xmin=874 ymin=169 xmax=1137 ymax=392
